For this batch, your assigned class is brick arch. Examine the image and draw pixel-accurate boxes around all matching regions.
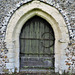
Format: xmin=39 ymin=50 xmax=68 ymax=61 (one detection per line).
xmin=5 ymin=0 xmax=69 ymax=73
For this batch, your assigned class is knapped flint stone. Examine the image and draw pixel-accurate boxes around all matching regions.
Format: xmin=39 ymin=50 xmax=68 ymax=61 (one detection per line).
xmin=5 ymin=59 xmax=9 ymax=63
xmin=0 ymin=0 xmax=75 ymax=73
xmin=0 ymin=55 xmax=3 ymax=58
xmin=0 ymin=60 xmax=2 ymax=64
xmin=4 ymin=50 xmax=8 ymax=54
xmin=0 ymin=67 xmax=3 ymax=72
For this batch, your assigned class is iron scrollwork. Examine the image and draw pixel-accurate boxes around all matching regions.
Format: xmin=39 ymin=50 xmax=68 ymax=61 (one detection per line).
xmin=41 ymin=32 xmax=55 ymax=48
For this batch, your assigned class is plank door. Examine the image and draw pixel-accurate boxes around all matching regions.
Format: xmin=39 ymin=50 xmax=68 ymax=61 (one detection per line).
xmin=20 ymin=16 xmax=55 ymax=71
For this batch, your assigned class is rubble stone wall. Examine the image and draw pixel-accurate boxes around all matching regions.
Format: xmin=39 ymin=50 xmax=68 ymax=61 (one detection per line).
xmin=0 ymin=0 xmax=75 ymax=74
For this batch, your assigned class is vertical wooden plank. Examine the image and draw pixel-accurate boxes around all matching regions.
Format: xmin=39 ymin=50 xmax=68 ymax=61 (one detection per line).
xmin=29 ymin=19 xmax=36 ymax=56
xmin=45 ymin=24 xmax=50 ymax=55
xmin=24 ymin=24 xmax=27 ymax=56
xmin=24 ymin=26 xmax=27 ymax=56
xmin=50 ymin=46 xmax=53 ymax=54
xmin=21 ymin=27 xmax=25 ymax=53
xmin=29 ymin=21 xmax=32 ymax=56
xmin=20 ymin=39 xmax=23 ymax=53
xmin=40 ymin=21 xmax=44 ymax=57
xmin=39 ymin=20 xmax=41 ymax=56
xmin=34 ymin=20 xmax=38 ymax=56
xmin=23 ymin=25 xmax=26 ymax=54
xmin=33 ymin=21 xmax=37 ymax=55
xmin=25 ymin=24 xmax=29 ymax=56
xmin=38 ymin=20 xmax=40 ymax=56
xmin=37 ymin=20 xmax=40 ymax=56
xmin=50 ymin=40 xmax=54 ymax=54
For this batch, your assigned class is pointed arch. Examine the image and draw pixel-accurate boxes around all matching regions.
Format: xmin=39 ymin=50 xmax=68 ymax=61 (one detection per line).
xmin=5 ymin=0 xmax=69 ymax=73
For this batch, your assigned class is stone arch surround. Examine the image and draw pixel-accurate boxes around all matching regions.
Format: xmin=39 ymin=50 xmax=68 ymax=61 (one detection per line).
xmin=5 ymin=0 xmax=69 ymax=73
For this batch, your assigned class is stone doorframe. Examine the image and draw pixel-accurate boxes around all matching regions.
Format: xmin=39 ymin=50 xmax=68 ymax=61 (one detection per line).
xmin=5 ymin=0 xmax=69 ymax=73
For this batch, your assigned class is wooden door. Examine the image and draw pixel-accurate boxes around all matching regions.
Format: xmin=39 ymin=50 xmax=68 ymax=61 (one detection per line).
xmin=20 ymin=16 xmax=55 ymax=71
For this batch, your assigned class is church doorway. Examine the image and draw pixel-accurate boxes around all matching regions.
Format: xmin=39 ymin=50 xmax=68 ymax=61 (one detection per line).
xmin=20 ymin=16 xmax=55 ymax=72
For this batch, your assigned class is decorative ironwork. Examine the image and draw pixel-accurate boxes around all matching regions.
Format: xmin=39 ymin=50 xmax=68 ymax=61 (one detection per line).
xmin=41 ymin=32 xmax=55 ymax=48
